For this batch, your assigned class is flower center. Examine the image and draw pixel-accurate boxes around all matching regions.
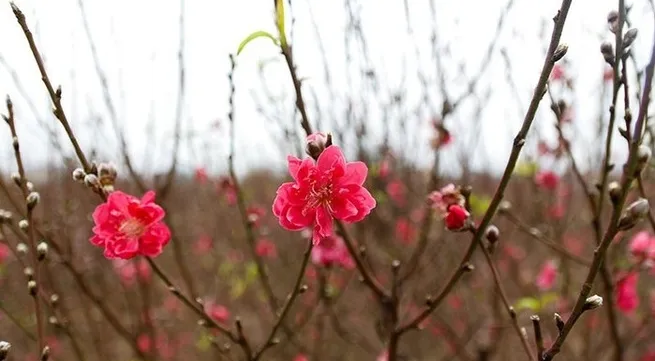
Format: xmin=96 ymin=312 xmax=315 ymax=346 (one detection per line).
xmin=119 ymin=218 xmax=146 ymax=238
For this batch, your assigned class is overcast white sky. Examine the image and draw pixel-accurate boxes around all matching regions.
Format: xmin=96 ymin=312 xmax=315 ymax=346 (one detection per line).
xmin=0 ymin=0 xmax=653 ymax=180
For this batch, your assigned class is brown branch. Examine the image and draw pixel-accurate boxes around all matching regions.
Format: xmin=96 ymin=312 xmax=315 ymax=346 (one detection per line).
xmin=10 ymin=3 xmax=91 ymax=173
xmin=395 ymin=0 xmax=574 ymax=353
xmin=3 ymin=97 xmax=45 ymax=355
xmin=157 ymin=0 xmax=186 ymax=198
xmin=476 ymin=237 xmax=535 ymax=361
xmin=75 ymin=0 xmax=147 ymax=192
xmin=542 ymin=8 xmax=655 ymax=359
xmin=501 ymin=211 xmax=591 ymax=266
xmin=253 ymin=241 xmax=313 ymax=360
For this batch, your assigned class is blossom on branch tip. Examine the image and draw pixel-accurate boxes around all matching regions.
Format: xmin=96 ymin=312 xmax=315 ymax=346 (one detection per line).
xmin=311 ymin=235 xmax=354 ymax=269
xmin=272 ymin=145 xmax=376 ymax=244
xmin=444 ymin=205 xmax=469 ymax=231
xmin=428 ymin=183 xmax=465 ymax=213
xmin=90 ymin=190 xmax=171 ymax=260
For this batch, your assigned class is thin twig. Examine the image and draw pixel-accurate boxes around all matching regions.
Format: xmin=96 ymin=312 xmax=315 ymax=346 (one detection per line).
xmin=11 ymin=3 xmax=91 ymax=173
xmin=476 ymin=237 xmax=535 ymax=361
xmin=253 ymin=241 xmax=313 ymax=360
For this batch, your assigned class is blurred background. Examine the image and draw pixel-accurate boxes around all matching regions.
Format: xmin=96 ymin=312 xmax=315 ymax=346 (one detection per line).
xmin=0 ymin=0 xmax=654 ymax=360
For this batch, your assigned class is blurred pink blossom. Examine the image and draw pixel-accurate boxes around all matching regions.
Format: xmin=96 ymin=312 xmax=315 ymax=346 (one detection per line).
xmin=536 ymin=260 xmax=557 ymax=291
xmin=616 ymin=272 xmax=639 ymax=313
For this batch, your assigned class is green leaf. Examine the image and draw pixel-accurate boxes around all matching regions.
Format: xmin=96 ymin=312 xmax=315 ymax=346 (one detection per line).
xmin=275 ymin=0 xmax=287 ymax=47
xmin=237 ymin=31 xmax=280 ymax=55
xmin=219 ymin=261 xmax=234 ymax=277
xmin=245 ymin=262 xmax=259 ymax=284
xmin=195 ymin=331 xmax=212 ymax=352
xmin=539 ymin=292 xmax=559 ymax=307
xmin=373 ymin=190 xmax=388 ymax=204
xmin=469 ymin=194 xmax=491 ymax=217
xmin=230 ymin=278 xmax=247 ymax=299
xmin=515 ymin=297 xmax=541 ymax=312
xmin=514 ymin=161 xmax=538 ymax=177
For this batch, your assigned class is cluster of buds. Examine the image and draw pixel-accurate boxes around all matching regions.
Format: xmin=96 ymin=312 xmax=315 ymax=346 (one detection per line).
xmin=24 ymin=266 xmax=37 ymax=296
xmin=428 ymin=184 xmax=470 ymax=231
xmin=73 ymin=161 xmax=118 ymax=194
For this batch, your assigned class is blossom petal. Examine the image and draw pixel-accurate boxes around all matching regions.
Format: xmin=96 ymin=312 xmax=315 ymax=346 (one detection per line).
xmin=314 ymin=205 xmax=334 ymax=241
xmin=317 ymin=145 xmax=346 ymax=174
xmin=339 ymin=161 xmax=368 ymax=186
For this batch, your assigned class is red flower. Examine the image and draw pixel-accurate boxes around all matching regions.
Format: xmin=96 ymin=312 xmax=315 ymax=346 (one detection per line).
xmin=629 ymin=231 xmax=655 ymax=261
xmin=395 ymin=218 xmax=416 ymax=244
xmin=311 ymin=235 xmax=354 ymax=269
xmin=194 ymin=167 xmax=209 ymax=183
xmin=428 ymin=184 xmax=465 ymax=213
xmin=604 ymin=67 xmax=614 ymax=82
xmin=90 ymin=191 xmax=171 ymax=259
xmin=548 ymin=202 xmax=566 ymax=219
xmin=616 ymin=272 xmax=639 ymax=313
xmin=294 ymin=355 xmax=309 ymax=361
xmin=550 ymin=64 xmax=565 ymax=81
xmin=246 ymin=205 xmax=266 ymax=227
xmin=272 ymin=145 xmax=376 ymax=244
xmin=379 ymin=157 xmax=391 ymax=179
xmin=218 ymin=177 xmax=237 ymax=205
xmin=535 ymin=170 xmax=559 ymax=191
xmin=386 ymin=179 xmax=406 ymax=206
xmin=255 ymin=238 xmax=278 ymax=259
xmin=113 ymin=258 xmax=152 ymax=286
xmin=444 ymin=205 xmax=469 ymax=230
xmin=206 ymin=303 xmax=230 ymax=323
xmin=536 ymin=260 xmax=557 ymax=291
xmin=0 ymin=243 xmax=10 ymax=264
xmin=194 ymin=234 xmax=213 ymax=254
xmin=137 ymin=333 xmax=152 ymax=353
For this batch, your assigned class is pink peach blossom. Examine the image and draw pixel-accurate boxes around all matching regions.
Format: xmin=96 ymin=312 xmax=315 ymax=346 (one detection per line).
xmin=428 ymin=184 xmax=465 ymax=213
xmin=255 ymin=238 xmax=278 ymax=259
xmin=536 ymin=260 xmax=557 ymax=291
xmin=90 ymin=190 xmax=171 ymax=259
xmin=206 ymin=302 xmax=230 ymax=323
xmin=311 ymin=235 xmax=354 ymax=269
xmin=444 ymin=205 xmax=469 ymax=230
xmin=616 ymin=272 xmax=639 ymax=313
xmin=629 ymin=231 xmax=655 ymax=260
xmin=395 ymin=218 xmax=416 ymax=244
xmin=0 ymin=243 xmax=10 ymax=264
xmin=272 ymin=145 xmax=376 ymax=244
xmin=194 ymin=234 xmax=213 ymax=254
xmin=386 ymin=179 xmax=407 ymax=206
xmin=246 ymin=205 xmax=267 ymax=227
xmin=550 ymin=64 xmax=565 ymax=81
xmin=293 ymin=354 xmax=309 ymax=361
xmin=535 ymin=170 xmax=559 ymax=191
xmin=194 ymin=167 xmax=209 ymax=183
xmin=113 ymin=258 xmax=152 ymax=286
